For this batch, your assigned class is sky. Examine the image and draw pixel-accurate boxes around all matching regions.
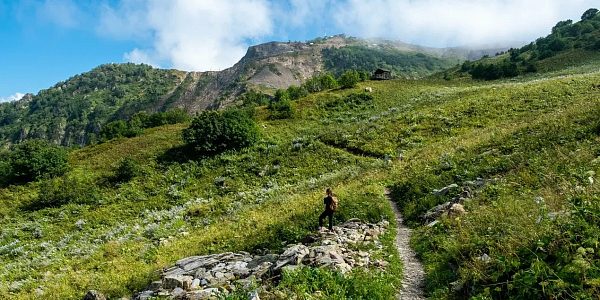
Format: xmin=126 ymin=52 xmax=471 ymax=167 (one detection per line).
xmin=1 ymin=0 xmax=598 ymax=101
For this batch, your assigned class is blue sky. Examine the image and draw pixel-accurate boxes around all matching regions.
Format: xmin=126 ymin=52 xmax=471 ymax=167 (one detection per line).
xmin=1 ymin=0 xmax=598 ymax=101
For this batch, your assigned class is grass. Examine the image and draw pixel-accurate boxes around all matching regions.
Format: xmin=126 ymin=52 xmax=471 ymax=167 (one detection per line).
xmin=1 ymin=55 xmax=600 ymax=299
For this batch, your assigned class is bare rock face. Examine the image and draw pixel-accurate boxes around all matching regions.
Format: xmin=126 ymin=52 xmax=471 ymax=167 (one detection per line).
xmin=132 ymin=219 xmax=390 ymax=300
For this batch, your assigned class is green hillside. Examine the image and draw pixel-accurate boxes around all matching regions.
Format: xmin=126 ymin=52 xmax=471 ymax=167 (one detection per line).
xmin=453 ymin=9 xmax=600 ymax=80
xmin=0 ymin=39 xmax=461 ymax=149
xmin=322 ymin=45 xmax=457 ymax=78
xmin=0 ymin=64 xmax=183 ymax=147
xmin=1 ymin=48 xmax=600 ymax=299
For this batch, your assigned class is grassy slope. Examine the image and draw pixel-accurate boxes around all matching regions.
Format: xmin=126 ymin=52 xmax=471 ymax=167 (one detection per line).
xmin=1 ymin=61 xmax=600 ymax=299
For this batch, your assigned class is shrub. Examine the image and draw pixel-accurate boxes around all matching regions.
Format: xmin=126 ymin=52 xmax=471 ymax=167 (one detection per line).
xmin=99 ymin=120 xmax=140 ymax=141
xmin=113 ymin=157 xmax=142 ymax=183
xmin=241 ymin=90 xmax=270 ymax=107
xmin=182 ymin=109 xmax=260 ymax=156
xmin=268 ymin=98 xmax=294 ymax=120
xmin=286 ymin=86 xmax=309 ymax=100
xmin=34 ymin=170 xmax=100 ymax=208
xmin=5 ymin=140 xmax=68 ymax=184
xmin=338 ymin=70 xmax=361 ymax=89
xmin=303 ymin=73 xmax=338 ymax=93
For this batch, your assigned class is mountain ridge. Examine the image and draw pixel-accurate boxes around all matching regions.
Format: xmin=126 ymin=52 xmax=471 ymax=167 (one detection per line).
xmin=1 ymin=35 xmax=498 ymax=147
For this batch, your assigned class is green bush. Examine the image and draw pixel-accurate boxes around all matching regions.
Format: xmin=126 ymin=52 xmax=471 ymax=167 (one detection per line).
xmin=113 ymin=157 xmax=142 ymax=183
xmin=268 ymin=98 xmax=294 ymax=120
xmin=182 ymin=109 xmax=260 ymax=156
xmin=34 ymin=170 xmax=100 ymax=208
xmin=338 ymin=70 xmax=361 ymax=89
xmin=303 ymin=73 xmax=338 ymax=93
xmin=99 ymin=120 xmax=140 ymax=141
xmin=286 ymin=85 xmax=309 ymax=100
xmin=3 ymin=140 xmax=68 ymax=184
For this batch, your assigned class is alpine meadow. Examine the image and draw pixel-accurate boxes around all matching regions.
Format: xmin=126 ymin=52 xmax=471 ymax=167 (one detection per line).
xmin=1 ymin=4 xmax=600 ymax=300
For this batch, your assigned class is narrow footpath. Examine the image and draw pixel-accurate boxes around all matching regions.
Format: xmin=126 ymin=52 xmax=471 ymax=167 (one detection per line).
xmin=385 ymin=188 xmax=426 ymax=300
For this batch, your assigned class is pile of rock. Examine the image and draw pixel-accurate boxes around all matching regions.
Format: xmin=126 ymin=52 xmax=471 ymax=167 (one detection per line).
xmin=423 ymin=178 xmax=492 ymax=225
xmin=131 ymin=219 xmax=389 ymax=300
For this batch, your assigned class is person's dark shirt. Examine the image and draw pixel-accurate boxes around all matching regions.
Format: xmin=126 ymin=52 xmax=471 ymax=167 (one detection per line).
xmin=324 ymin=196 xmax=333 ymax=211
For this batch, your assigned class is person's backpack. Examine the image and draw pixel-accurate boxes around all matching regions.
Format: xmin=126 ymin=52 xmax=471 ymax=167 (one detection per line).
xmin=330 ymin=196 xmax=339 ymax=211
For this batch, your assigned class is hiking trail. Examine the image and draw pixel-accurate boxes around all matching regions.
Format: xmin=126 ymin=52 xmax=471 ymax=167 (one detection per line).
xmin=385 ymin=188 xmax=426 ymax=300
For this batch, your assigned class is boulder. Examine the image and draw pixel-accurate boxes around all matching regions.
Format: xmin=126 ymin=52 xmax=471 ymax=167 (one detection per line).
xmin=163 ymin=275 xmax=194 ymax=290
xmin=83 ymin=290 xmax=106 ymax=300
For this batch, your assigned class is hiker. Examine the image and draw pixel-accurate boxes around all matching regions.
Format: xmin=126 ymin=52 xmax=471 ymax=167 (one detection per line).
xmin=319 ymin=188 xmax=338 ymax=231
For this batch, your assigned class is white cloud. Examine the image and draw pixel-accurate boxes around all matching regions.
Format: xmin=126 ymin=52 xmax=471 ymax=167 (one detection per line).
xmin=36 ymin=0 xmax=82 ymax=28
xmin=97 ymin=0 xmax=599 ymax=71
xmin=124 ymin=48 xmax=158 ymax=67
xmin=0 ymin=93 xmax=25 ymax=103
xmin=99 ymin=0 xmax=273 ymax=71
xmin=333 ymin=0 xmax=600 ymax=47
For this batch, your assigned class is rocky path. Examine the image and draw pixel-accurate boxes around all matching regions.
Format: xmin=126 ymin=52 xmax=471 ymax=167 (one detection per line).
xmin=385 ymin=188 xmax=426 ymax=300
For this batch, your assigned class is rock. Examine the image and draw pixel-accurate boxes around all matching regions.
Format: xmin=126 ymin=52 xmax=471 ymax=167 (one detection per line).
xmin=185 ymin=288 xmax=220 ymax=300
xmin=172 ymin=287 xmax=185 ymax=298
xmin=148 ymin=280 xmax=162 ymax=291
xmin=135 ymin=290 xmax=154 ymax=300
xmin=426 ymin=220 xmax=439 ymax=227
xmin=448 ymin=203 xmax=466 ymax=217
xmin=83 ymin=290 xmax=106 ymax=300
xmin=248 ymin=290 xmax=260 ymax=300
xmin=133 ymin=219 xmax=392 ymax=299
xmin=191 ymin=278 xmax=201 ymax=290
xmin=163 ymin=275 xmax=194 ymax=290
xmin=423 ymin=201 xmax=452 ymax=221
xmin=433 ymin=184 xmax=459 ymax=196
xmin=476 ymin=253 xmax=491 ymax=263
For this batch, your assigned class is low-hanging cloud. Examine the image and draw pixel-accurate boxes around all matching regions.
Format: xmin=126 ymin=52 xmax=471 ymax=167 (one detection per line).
xmin=96 ymin=0 xmax=599 ymax=71
xmin=334 ymin=0 xmax=599 ymax=47
xmin=98 ymin=0 xmax=272 ymax=71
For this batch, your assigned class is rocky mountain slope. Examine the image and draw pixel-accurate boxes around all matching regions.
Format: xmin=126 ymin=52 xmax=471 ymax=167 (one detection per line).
xmin=0 ymin=35 xmax=502 ymax=147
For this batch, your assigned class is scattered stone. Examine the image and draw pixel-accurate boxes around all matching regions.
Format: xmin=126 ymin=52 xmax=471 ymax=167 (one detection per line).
xmin=433 ymin=184 xmax=459 ymax=196
xmin=83 ymin=290 xmax=106 ymax=300
xmin=133 ymin=220 xmax=389 ymax=299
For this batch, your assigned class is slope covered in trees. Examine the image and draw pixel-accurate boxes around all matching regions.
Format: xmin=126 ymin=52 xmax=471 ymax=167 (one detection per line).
xmin=459 ymin=8 xmax=600 ymax=80
xmin=0 ymin=64 xmax=183 ymax=147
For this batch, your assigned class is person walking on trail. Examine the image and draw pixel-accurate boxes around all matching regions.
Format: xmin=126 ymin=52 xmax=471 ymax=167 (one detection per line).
xmin=319 ymin=188 xmax=338 ymax=231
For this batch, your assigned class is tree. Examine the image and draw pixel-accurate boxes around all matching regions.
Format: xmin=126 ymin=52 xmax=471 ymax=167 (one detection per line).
xmin=286 ymin=86 xmax=309 ymax=100
xmin=581 ymin=8 xmax=599 ymax=21
xmin=182 ymin=110 xmax=259 ymax=156
xmin=338 ymin=70 xmax=361 ymax=89
xmin=268 ymin=98 xmax=294 ymax=120
xmin=6 ymin=140 xmax=69 ymax=184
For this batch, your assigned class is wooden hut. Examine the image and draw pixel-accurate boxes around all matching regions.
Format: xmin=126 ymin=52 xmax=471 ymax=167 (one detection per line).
xmin=372 ymin=68 xmax=392 ymax=80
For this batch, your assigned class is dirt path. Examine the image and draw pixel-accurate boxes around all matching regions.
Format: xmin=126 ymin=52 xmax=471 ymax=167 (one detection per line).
xmin=385 ymin=188 xmax=426 ymax=300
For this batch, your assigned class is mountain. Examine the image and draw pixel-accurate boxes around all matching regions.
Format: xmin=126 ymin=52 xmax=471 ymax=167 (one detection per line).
xmin=0 ymin=35 xmax=496 ymax=147
xmin=2 ymin=41 xmax=599 ymax=299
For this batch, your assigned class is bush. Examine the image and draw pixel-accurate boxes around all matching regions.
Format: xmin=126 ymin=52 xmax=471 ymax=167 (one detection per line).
xmin=4 ymin=140 xmax=68 ymax=184
xmin=182 ymin=109 xmax=260 ymax=156
xmin=34 ymin=170 xmax=100 ymax=208
xmin=268 ymin=99 xmax=294 ymax=120
xmin=338 ymin=70 xmax=361 ymax=89
xmin=241 ymin=90 xmax=270 ymax=107
xmin=100 ymin=120 xmax=140 ymax=141
xmin=113 ymin=157 xmax=142 ymax=183
xmin=287 ymin=85 xmax=309 ymax=100
xmin=303 ymin=73 xmax=338 ymax=93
